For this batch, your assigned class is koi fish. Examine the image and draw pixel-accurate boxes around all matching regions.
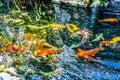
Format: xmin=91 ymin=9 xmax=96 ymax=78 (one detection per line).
xmin=53 ymin=69 xmax=60 ymax=74
xmin=23 ymin=33 xmax=36 ymax=37
xmin=98 ymin=18 xmax=118 ymax=22
xmin=49 ymin=24 xmax=66 ymax=30
xmin=27 ymin=24 xmax=66 ymax=30
xmin=2 ymin=44 xmax=28 ymax=53
xmin=92 ymin=33 xmax=104 ymax=42
xmin=99 ymin=36 xmax=120 ymax=47
xmin=76 ymin=47 xmax=102 ymax=60
xmin=22 ymin=39 xmax=45 ymax=50
xmin=71 ymin=28 xmax=91 ymax=40
xmin=35 ymin=48 xmax=63 ymax=56
xmin=110 ymin=36 xmax=120 ymax=44
xmin=66 ymin=24 xmax=80 ymax=33
xmin=99 ymin=40 xmax=111 ymax=47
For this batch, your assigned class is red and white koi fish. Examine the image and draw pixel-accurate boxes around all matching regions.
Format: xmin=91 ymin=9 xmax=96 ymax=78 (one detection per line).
xmin=71 ymin=28 xmax=91 ymax=40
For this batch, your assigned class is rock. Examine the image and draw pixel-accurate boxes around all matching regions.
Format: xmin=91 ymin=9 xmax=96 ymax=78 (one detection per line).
xmin=105 ymin=0 xmax=120 ymax=13
xmin=0 ymin=53 xmax=13 ymax=68
xmin=53 ymin=0 xmax=86 ymax=6
xmin=0 ymin=72 xmax=25 ymax=80
xmin=5 ymin=67 xmax=17 ymax=76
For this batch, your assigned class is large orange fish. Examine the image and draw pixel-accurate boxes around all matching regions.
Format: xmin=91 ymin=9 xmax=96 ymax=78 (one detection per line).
xmin=76 ymin=47 xmax=102 ymax=60
xmin=35 ymin=48 xmax=63 ymax=56
xmin=2 ymin=44 xmax=28 ymax=53
xmin=98 ymin=18 xmax=118 ymax=22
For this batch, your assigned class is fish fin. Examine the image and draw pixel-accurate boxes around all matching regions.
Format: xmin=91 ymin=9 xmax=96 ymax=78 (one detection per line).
xmin=78 ymin=48 xmax=84 ymax=53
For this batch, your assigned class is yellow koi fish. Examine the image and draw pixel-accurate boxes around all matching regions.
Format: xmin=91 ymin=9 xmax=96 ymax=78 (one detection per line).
xmin=110 ymin=36 xmax=120 ymax=44
xmin=27 ymin=24 xmax=66 ymax=30
xmin=66 ymin=24 xmax=80 ymax=33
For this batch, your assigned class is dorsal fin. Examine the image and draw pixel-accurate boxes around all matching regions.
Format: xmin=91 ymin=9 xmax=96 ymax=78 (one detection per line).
xmin=78 ymin=48 xmax=84 ymax=53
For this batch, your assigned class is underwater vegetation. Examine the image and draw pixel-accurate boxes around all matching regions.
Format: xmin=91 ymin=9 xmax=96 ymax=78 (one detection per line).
xmin=0 ymin=0 xmax=120 ymax=80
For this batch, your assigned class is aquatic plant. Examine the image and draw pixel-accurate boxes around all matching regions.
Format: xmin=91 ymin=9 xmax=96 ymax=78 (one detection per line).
xmin=85 ymin=0 xmax=106 ymax=7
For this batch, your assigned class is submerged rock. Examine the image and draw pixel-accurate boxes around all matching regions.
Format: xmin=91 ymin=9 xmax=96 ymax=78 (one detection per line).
xmin=0 ymin=72 xmax=25 ymax=80
xmin=0 ymin=53 xmax=13 ymax=68
xmin=105 ymin=0 xmax=120 ymax=13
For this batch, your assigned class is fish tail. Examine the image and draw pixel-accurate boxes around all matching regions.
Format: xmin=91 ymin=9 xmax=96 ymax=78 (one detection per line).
xmin=98 ymin=20 xmax=104 ymax=22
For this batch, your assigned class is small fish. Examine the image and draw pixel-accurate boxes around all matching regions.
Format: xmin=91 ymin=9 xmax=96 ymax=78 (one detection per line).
xmin=22 ymin=39 xmax=45 ymax=48
xmin=35 ymin=48 xmax=63 ymax=56
xmin=99 ymin=40 xmax=111 ymax=47
xmin=76 ymin=47 xmax=102 ymax=60
xmin=27 ymin=24 xmax=66 ymax=30
xmin=49 ymin=24 xmax=66 ymax=30
xmin=32 ymin=39 xmax=45 ymax=44
xmin=92 ymin=33 xmax=104 ymax=42
xmin=71 ymin=28 xmax=91 ymax=40
xmin=53 ymin=69 xmax=60 ymax=74
xmin=3 ymin=44 xmax=28 ymax=53
xmin=98 ymin=18 xmax=118 ymax=22
xmin=110 ymin=36 xmax=120 ymax=44
xmin=66 ymin=24 xmax=80 ymax=33
xmin=23 ymin=33 xmax=36 ymax=37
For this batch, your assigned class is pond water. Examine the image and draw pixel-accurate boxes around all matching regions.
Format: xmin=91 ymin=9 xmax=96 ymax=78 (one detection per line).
xmin=50 ymin=1 xmax=120 ymax=80
xmin=0 ymin=0 xmax=120 ymax=80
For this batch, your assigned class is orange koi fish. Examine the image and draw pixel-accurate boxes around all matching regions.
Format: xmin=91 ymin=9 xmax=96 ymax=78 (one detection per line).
xmin=99 ymin=37 xmax=120 ymax=47
xmin=23 ymin=33 xmax=36 ymax=37
xmin=35 ymin=48 xmax=63 ymax=56
xmin=99 ymin=40 xmax=111 ymax=47
xmin=3 ymin=44 xmax=28 ymax=53
xmin=33 ymin=39 xmax=45 ymax=44
xmin=98 ymin=18 xmax=118 ymax=22
xmin=76 ymin=47 xmax=102 ymax=60
xmin=53 ymin=69 xmax=60 ymax=74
